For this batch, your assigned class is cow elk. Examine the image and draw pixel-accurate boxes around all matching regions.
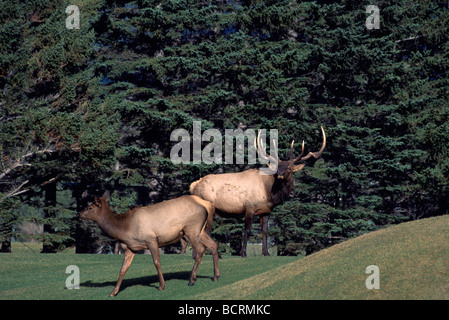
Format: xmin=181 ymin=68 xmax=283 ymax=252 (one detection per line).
xmin=78 ymin=195 xmax=220 ymax=296
xmin=190 ymin=126 xmax=326 ymax=257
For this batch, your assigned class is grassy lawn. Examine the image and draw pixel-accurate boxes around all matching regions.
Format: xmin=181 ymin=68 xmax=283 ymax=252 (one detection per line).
xmin=0 ymin=243 xmax=298 ymax=300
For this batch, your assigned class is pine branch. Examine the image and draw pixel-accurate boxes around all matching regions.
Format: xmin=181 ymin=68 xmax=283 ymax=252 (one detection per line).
xmin=0 ymin=175 xmax=60 ymax=202
xmin=0 ymin=180 xmax=29 ymax=201
xmin=0 ymin=148 xmax=54 ymax=180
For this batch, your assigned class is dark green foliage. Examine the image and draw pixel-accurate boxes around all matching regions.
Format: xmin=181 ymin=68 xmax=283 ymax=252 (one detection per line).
xmin=1 ymin=0 xmax=448 ymax=254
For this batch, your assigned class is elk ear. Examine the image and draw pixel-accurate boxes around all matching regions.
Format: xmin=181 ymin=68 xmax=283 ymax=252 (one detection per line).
xmin=102 ymin=190 xmax=110 ymax=201
xmin=94 ymin=196 xmax=101 ymax=207
xmin=99 ymin=197 xmax=107 ymax=207
xmin=292 ymin=164 xmax=305 ymax=172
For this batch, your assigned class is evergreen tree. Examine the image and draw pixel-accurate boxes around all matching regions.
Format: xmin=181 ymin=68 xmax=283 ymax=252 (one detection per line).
xmin=0 ymin=0 xmax=103 ymax=251
xmin=1 ymin=0 xmax=448 ymax=255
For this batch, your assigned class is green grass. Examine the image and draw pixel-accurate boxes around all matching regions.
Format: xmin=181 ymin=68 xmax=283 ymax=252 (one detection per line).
xmin=2 ymin=215 xmax=449 ymax=299
xmin=0 ymin=243 xmax=297 ymax=300
xmin=194 ymin=215 xmax=449 ymax=300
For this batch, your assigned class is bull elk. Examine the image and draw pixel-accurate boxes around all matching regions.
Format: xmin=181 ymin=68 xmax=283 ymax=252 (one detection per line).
xmin=78 ymin=195 xmax=220 ymax=296
xmin=190 ymin=126 xmax=326 ymax=257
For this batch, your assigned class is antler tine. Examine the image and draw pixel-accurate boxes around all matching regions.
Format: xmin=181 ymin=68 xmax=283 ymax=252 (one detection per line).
xmin=256 ymin=130 xmax=278 ymax=164
xmin=291 ymin=140 xmax=305 ymax=163
xmin=298 ymin=126 xmax=326 ymax=162
xmin=289 ymin=140 xmax=295 ymax=163
xmin=255 ymin=130 xmax=269 ymax=161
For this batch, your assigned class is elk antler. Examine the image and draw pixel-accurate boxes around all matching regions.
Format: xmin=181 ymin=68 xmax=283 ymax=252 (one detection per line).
xmin=254 ymin=130 xmax=278 ymax=168
xmin=292 ymin=126 xmax=326 ymax=163
xmin=290 ymin=140 xmax=304 ymax=164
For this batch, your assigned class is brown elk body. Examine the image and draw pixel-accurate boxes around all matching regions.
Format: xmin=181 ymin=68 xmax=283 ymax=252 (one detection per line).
xmin=190 ymin=127 xmax=326 ymax=257
xmin=78 ymin=195 xmax=220 ymax=296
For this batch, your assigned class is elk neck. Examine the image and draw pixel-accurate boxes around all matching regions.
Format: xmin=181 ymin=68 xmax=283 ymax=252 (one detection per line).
xmin=96 ymin=205 xmax=131 ymax=241
xmin=271 ymin=174 xmax=294 ymax=205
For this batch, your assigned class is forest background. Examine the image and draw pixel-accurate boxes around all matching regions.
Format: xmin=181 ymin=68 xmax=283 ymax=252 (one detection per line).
xmin=1 ymin=0 xmax=448 ymax=255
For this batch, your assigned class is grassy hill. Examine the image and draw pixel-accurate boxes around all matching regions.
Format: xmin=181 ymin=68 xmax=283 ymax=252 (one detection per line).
xmin=194 ymin=215 xmax=449 ymax=300
xmin=1 ymin=215 xmax=448 ymax=300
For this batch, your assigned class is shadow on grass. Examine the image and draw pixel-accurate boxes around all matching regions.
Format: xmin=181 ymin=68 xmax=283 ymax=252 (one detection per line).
xmin=81 ymin=271 xmax=211 ymax=294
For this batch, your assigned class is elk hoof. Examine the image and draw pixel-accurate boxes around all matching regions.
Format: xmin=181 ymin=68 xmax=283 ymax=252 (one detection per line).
xmin=213 ymin=276 xmax=219 ymax=282
xmin=188 ymin=282 xmax=195 ymax=287
xmin=158 ymin=285 xmax=165 ymax=291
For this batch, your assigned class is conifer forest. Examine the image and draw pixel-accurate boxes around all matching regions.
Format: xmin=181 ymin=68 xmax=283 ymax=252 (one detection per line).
xmin=1 ymin=0 xmax=448 ymax=255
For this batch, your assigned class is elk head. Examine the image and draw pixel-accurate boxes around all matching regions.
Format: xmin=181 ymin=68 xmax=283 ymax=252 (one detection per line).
xmin=79 ymin=197 xmax=104 ymax=221
xmin=255 ymin=126 xmax=326 ymax=179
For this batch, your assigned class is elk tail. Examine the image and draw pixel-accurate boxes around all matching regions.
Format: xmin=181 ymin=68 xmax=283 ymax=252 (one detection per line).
xmin=189 ymin=180 xmax=200 ymax=194
xmin=205 ymin=202 xmax=215 ymax=232
xmin=193 ymin=196 xmax=215 ymax=233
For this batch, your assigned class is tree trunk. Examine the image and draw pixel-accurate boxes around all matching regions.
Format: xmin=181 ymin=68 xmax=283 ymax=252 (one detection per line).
xmin=1 ymin=238 xmax=11 ymax=253
xmin=41 ymin=182 xmax=58 ymax=253
xmin=74 ymin=186 xmax=95 ymax=253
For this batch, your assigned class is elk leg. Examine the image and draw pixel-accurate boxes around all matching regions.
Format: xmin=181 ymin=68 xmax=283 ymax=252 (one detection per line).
xmin=147 ymin=241 xmax=165 ymax=290
xmin=180 ymin=237 xmax=188 ymax=254
xmin=110 ymin=243 xmax=135 ymax=297
xmin=260 ymin=215 xmax=270 ymax=256
xmin=200 ymin=230 xmax=220 ymax=282
xmin=187 ymin=235 xmax=205 ymax=286
xmin=241 ymin=212 xmax=254 ymax=258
